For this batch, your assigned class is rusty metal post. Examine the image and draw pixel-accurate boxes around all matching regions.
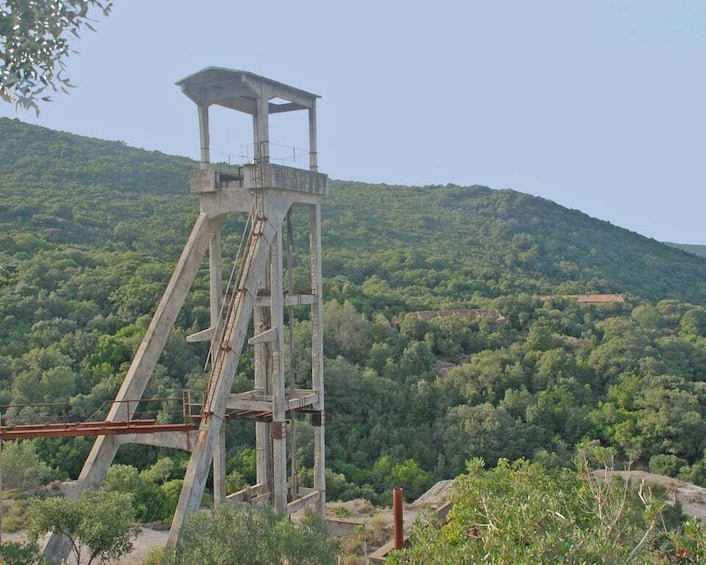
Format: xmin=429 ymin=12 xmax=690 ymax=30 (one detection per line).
xmin=393 ymin=487 xmax=404 ymax=550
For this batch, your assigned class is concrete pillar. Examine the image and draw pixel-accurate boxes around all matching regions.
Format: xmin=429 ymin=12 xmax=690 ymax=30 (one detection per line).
xmin=310 ymin=203 xmax=326 ymax=513
xmin=209 ymin=222 xmax=227 ymax=505
xmin=213 ymin=425 xmax=227 ymax=505
xmin=254 ymin=306 xmax=272 ymax=489
xmin=270 ymin=229 xmax=287 ymax=513
xmin=286 ymin=212 xmax=298 ymax=499
xmin=254 ymin=95 xmax=270 ymax=164
xmin=208 ymin=224 xmax=223 ymax=325
xmin=308 ymin=105 xmax=318 ymax=172
xmin=197 ymin=104 xmax=210 ymax=166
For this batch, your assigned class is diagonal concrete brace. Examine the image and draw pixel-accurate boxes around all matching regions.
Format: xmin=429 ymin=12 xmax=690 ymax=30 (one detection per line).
xmin=167 ymin=216 xmax=277 ymax=548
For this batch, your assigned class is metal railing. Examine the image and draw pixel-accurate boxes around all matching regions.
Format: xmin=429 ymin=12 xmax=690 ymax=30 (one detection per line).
xmin=0 ymin=392 xmax=202 ymax=439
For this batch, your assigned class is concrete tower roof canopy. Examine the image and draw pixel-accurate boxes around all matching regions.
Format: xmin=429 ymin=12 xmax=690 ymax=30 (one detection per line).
xmin=175 ymin=67 xmax=319 ymax=114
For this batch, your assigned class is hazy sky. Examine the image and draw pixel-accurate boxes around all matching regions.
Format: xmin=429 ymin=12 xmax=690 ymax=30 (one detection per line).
xmin=3 ymin=1 xmax=705 ymax=243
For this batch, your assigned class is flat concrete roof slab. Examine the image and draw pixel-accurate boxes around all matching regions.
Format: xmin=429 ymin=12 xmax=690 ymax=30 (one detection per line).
xmin=176 ymin=67 xmax=319 ymax=113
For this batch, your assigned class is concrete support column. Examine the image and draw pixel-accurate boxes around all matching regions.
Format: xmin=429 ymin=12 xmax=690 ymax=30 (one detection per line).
xmin=197 ymin=104 xmax=210 ymax=166
xmin=209 ymin=222 xmax=227 ymax=505
xmin=310 ymin=203 xmax=326 ymax=514
xmin=213 ymin=425 xmax=227 ymax=505
xmin=254 ymin=95 xmax=270 ymax=164
xmin=270 ymin=229 xmax=287 ymax=513
xmin=286 ymin=212 xmax=298 ymax=500
xmin=254 ymin=305 xmax=271 ymax=488
xmin=308 ymin=105 xmax=318 ymax=172
xmin=208 ymin=224 xmax=223 ymax=325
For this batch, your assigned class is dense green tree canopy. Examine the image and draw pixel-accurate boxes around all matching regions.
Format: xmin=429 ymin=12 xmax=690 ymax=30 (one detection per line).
xmin=2 ymin=118 xmax=706 ymax=513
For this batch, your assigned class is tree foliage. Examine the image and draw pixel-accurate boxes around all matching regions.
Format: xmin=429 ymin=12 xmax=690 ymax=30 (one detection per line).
xmin=164 ymin=504 xmax=338 ymax=565
xmin=101 ymin=464 xmax=176 ymax=522
xmin=27 ymin=490 xmax=139 ymax=565
xmin=0 ymin=540 xmax=45 ymax=565
xmin=0 ymin=440 xmax=53 ymax=491
xmin=3 ymin=119 xmax=706 ymax=513
xmin=388 ymin=446 xmax=693 ymax=564
xmin=0 ymin=0 xmax=113 ymax=110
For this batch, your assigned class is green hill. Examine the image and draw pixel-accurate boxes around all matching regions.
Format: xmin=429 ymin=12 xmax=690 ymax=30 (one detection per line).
xmin=2 ymin=117 xmax=706 ymax=310
xmin=3 ymin=117 xmax=706 ymax=504
xmin=323 ymin=181 xmax=706 ymax=309
xmin=666 ymin=242 xmax=706 ymax=259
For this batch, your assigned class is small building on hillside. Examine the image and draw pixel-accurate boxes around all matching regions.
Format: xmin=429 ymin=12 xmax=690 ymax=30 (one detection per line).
xmin=536 ymin=294 xmax=625 ymax=305
xmin=405 ymin=309 xmax=505 ymax=323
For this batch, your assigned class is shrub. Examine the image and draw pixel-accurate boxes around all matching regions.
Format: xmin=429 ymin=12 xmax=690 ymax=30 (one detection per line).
xmin=164 ymin=504 xmax=338 ymax=565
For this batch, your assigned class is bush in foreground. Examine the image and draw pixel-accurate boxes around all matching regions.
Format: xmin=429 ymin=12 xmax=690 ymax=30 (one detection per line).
xmin=163 ymin=504 xmax=338 ymax=565
xmin=388 ymin=445 xmax=700 ymax=564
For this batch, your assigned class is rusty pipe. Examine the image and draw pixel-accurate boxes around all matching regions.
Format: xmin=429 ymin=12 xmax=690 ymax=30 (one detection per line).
xmin=393 ymin=487 xmax=404 ymax=550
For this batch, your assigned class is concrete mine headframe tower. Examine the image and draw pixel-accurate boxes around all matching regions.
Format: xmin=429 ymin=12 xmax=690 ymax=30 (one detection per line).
xmin=52 ymin=67 xmax=327 ymax=551
xmin=168 ymin=67 xmax=328 ymax=544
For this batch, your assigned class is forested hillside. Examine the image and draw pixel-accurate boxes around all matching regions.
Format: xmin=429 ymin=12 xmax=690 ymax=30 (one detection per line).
xmin=324 ymin=181 xmax=706 ymax=309
xmin=2 ymin=117 xmax=706 ymax=508
xmin=666 ymin=242 xmax=706 ymax=259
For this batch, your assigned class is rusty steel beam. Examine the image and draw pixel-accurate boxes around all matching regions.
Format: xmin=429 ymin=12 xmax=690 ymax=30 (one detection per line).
xmin=0 ymin=421 xmax=196 ymax=440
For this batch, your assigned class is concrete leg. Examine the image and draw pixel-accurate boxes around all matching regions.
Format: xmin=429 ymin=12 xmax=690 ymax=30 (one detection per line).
xmin=310 ymin=204 xmax=326 ymax=514
xmin=213 ymin=425 xmax=227 ymax=505
xmin=167 ymin=218 xmax=275 ymax=549
xmin=43 ymin=213 xmax=213 ymax=562
xmin=269 ymin=232 xmax=287 ymax=513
